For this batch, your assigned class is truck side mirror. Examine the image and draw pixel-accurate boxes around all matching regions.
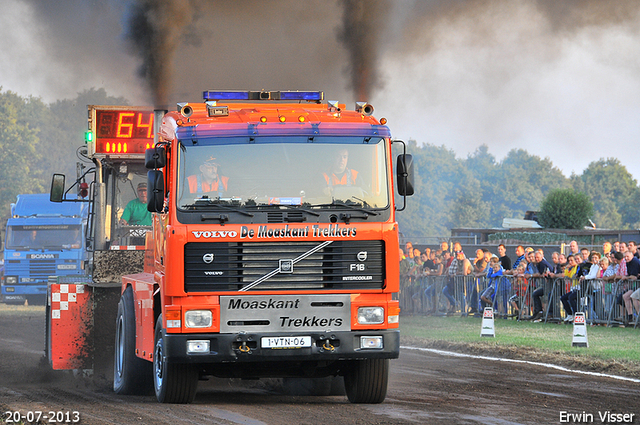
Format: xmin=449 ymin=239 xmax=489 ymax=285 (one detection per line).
xmin=396 ymin=154 xmax=414 ymax=196
xmin=50 ymin=174 xmax=66 ymax=202
xmin=147 ymin=170 xmax=165 ymax=212
xmin=145 ymin=146 xmax=167 ymax=169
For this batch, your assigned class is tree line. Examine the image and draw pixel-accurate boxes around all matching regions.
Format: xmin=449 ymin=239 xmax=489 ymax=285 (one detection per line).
xmin=396 ymin=141 xmax=640 ymax=238
xmin=0 ymin=88 xmax=127 ymax=218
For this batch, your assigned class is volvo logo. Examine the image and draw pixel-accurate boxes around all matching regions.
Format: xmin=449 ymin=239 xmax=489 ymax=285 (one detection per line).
xmin=357 ymin=251 xmax=368 ymax=262
xmin=279 ymin=259 xmax=294 ymax=273
xmin=203 ymin=253 xmax=215 ymax=264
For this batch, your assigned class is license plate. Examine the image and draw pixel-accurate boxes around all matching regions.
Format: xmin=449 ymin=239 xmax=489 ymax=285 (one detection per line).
xmin=261 ymin=336 xmax=311 ymax=349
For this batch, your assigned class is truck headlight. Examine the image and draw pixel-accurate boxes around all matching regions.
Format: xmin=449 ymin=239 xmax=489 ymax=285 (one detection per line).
xmin=5 ymin=276 xmax=17 ymax=284
xmin=357 ymin=307 xmax=384 ymax=325
xmin=185 ymin=310 xmax=213 ymax=328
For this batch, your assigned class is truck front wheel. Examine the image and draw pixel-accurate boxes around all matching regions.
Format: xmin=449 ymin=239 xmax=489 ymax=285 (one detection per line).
xmin=153 ymin=315 xmax=199 ymax=403
xmin=113 ymin=287 xmax=152 ymax=395
xmin=344 ymin=359 xmax=389 ymax=403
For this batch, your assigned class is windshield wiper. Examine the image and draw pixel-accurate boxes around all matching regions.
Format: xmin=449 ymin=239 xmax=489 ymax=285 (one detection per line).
xmin=182 ymin=199 xmax=254 ymax=217
xmin=257 ymin=204 xmax=320 ymax=217
xmin=314 ymin=200 xmax=379 ymax=216
xmin=43 ymin=245 xmax=66 ymax=250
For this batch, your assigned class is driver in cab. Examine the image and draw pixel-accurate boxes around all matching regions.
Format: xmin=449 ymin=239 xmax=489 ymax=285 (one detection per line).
xmin=187 ymin=156 xmax=229 ymax=198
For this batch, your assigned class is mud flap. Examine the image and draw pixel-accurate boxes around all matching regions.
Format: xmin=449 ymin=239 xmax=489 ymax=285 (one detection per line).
xmin=91 ymin=284 xmax=121 ymax=379
xmin=47 ymin=281 xmax=93 ymax=370
xmin=46 ymin=280 xmax=120 ymax=379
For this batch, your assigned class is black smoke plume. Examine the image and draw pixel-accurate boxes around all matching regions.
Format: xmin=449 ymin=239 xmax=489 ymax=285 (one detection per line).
xmin=125 ymin=0 xmax=198 ymax=108
xmin=338 ymin=0 xmax=388 ymax=102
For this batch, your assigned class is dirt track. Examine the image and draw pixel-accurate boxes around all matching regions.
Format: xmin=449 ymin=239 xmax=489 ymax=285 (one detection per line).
xmin=1 ymin=307 xmax=639 ymax=424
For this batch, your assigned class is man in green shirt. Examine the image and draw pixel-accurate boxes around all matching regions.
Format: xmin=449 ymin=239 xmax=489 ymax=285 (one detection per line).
xmin=120 ymin=182 xmax=152 ymax=226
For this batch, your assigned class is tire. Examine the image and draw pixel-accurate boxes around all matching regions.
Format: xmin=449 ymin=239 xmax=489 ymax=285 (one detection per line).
xmin=113 ymin=287 xmax=152 ymax=395
xmin=45 ymin=301 xmax=51 ymax=362
xmin=153 ymin=315 xmax=199 ymax=403
xmin=344 ymin=359 xmax=389 ymax=403
xmin=26 ymin=295 xmax=47 ymax=306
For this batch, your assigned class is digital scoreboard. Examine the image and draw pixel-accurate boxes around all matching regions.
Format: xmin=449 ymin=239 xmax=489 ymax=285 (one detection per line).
xmin=88 ymin=106 xmax=155 ymax=157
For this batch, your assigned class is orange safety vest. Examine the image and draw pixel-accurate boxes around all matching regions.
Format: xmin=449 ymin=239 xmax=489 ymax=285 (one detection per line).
xmin=323 ymin=169 xmax=358 ymax=187
xmin=187 ymin=174 xmax=229 ymax=194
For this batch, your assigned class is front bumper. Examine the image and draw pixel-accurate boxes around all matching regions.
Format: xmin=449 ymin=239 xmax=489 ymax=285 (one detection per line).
xmin=2 ymin=284 xmax=47 ymax=296
xmin=1 ymin=294 xmax=27 ymax=302
xmin=163 ymin=329 xmax=399 ymax=364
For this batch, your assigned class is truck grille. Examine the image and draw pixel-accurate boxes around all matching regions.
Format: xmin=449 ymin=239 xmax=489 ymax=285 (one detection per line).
xmin=30 ymin=260 xmax=57 ymax=277
xmin=184 ymin=240 xmax=385 ymax=292
xmin=6 ymin=259 xmax=81 ymax=283
xmin=6 ymin=260 xmax=57 ymax=282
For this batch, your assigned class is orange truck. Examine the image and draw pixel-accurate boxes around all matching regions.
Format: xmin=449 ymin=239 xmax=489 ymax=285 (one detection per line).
xmin=48 ymin=90 xmax=414 ymax=404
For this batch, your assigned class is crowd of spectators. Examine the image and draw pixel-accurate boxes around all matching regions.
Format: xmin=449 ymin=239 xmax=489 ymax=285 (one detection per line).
xmin=399 ymin=238 xmax=640 ymax=325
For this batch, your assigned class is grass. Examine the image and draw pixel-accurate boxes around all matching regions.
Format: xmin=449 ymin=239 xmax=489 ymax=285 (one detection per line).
xmin=400 ymin=315 xmax=640 ymax=364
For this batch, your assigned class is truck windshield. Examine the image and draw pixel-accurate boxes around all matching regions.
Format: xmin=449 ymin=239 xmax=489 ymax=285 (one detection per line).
xmin=176 ymin=137 xmax=389 ymax=211
xmin=6 ymin=225 xmax=83 ymax=250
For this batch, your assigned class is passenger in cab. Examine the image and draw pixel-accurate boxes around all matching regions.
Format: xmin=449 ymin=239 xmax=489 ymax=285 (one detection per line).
xmin=322 ymin=148 xmax=364 ymax=196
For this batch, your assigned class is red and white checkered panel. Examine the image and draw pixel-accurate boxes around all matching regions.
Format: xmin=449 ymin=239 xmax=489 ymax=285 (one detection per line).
xmin=49 ymin=283 xmax=92 ymax=370
xmin=50 ymin=284 xmax=85 ymax=319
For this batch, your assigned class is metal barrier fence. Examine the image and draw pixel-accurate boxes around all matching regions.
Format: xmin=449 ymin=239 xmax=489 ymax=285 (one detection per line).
xmin=400 ymin=274 xmax=640 ymax=328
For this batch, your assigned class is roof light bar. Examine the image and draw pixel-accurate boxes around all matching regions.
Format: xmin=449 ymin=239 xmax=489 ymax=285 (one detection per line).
xmin=203 ymin=91 xmax=249 ymax=101
xmin=203 ymin=90 xmax=323 ymax=102
xmin=278 ymin=91 xmax=324 ymax=101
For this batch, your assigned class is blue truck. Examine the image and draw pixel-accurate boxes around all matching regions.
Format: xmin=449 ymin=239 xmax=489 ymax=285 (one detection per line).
xmin=1 ymin=194 xmax=88 ymax=304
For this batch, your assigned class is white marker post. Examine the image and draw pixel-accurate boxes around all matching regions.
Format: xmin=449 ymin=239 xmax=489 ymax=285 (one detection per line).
xmin=572 ymin=312 xmax=588 ymax=347
xmin=481 ymin=307 xmax=495 ymax=337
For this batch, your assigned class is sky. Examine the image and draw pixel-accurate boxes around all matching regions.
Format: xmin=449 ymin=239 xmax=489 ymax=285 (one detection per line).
xmin=2 ymin=0 xmax=640 ymax=181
